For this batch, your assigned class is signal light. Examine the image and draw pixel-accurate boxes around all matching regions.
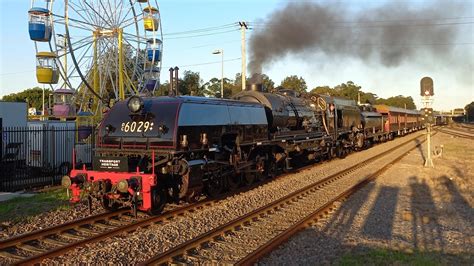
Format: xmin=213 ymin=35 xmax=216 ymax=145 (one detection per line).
xmin=420 ymin=77 xmax=434 ymax=96
xmin=421 ymin=108 xmax=434 ymax=124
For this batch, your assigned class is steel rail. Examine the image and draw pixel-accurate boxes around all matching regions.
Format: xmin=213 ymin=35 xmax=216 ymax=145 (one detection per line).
xmin=0 ymin=209 xmax=129 ymax=250
xmin=3 ymin=131 xmax=429 ymax=265
xmin=439 ymin=128 xmax=474 ymax=139
xmin=141 ymin=132 xmax=430 ymax=265
xmin=9 ymin=177 xmax=278 ymax=265
xmin=236 ymin=133 xmax=433 ymax=265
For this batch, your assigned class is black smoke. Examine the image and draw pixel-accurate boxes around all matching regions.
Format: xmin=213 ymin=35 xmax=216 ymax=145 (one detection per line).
xmin=249 ymin=1 xmax=469 ymax=74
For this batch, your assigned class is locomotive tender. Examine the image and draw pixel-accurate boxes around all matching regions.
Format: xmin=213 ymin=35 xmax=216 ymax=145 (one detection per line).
xmin=63 ymin=83 xmax=422 ymax=214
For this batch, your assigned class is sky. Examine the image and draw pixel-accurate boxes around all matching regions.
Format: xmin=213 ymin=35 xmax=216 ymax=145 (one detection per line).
xmin=0 ymin=0 xmax=473 ymax=111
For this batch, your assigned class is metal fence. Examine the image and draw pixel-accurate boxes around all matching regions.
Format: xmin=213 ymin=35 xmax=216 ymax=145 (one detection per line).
xmin=0 ymin=125 xmax=94 ymax=191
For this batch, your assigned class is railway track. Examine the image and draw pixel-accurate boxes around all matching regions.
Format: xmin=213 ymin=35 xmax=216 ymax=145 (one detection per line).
xmin=0 ymin=169 xmax=297 ymax=264
xmin=0 ymin=198 xmax=220 ymax=264
xmin=141 ymin=131 xmax=433 ymax=265
xmin=439 ymin=128 xmax=474 ymax=139
xmin=0 ymin=130 xmax=432 ymax=265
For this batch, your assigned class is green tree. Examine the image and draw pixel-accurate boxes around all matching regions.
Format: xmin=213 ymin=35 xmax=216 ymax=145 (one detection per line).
xmin=203 ymin=77 xmax=233 ymax=98
xmin=181 ymin=70 xmax=204 ymax=96
xmin=464 ymin=102 xmax=474 ymax=121
xmin=261 ymin=74 xmax=275 ymax=92
xmin=310 ymin=86 xmax=336 ymax=96
xmin=280 ymin=75 xmax=307 ymax=93
xmin=2 ymin=87 xmax=52 ymax=109
xmin=376 ymin=95 xmax=416 ymax=109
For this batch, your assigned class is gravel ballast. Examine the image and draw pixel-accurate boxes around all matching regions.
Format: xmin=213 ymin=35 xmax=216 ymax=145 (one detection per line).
xmin=35 ymin=132 xmax=428 ymax=264
xmin=260 ymin=131 xmax=473 ymax=265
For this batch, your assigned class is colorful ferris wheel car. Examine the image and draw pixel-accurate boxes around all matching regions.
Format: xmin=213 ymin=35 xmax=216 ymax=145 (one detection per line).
xmin=28 ymin=7 xmax=52 ymax=42
xmin=36 ymin=52 xmax=59 ymax=84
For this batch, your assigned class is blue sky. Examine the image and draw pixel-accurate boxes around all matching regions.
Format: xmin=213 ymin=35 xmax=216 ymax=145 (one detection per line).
xmin=1 ymin=0 xmax=473 ymax=111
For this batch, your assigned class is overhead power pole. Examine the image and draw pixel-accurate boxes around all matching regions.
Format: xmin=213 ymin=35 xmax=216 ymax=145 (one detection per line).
xmin=239 ymin=21 xmax=248 ymax=91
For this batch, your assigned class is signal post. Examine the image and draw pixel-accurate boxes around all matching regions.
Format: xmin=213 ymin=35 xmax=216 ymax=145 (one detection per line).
xmin=420 ymin=77 xmax=435 ymax=167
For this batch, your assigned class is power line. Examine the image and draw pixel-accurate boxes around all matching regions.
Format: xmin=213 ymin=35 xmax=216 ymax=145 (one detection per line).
xmin=163 ymin=29 xmax=239 ymax=40
xmin=163 ymin=57 xmax=241 ymax=69
xmin=0 ymin=70 xmax=36 ymax=76
xmin=163 ymin=23 xmax=237 ymax=36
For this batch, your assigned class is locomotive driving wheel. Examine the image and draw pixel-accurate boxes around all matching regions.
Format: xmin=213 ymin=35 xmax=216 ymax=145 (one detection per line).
xmin=254 ymin=155 xmax=267 ymax=182
xmin=149 ymin=187 xmax=167 ymax=215
xmin=205 ymin=171 xmax=224 ymax=197
xmin=227 ymin=172 xmax=242 ymax=191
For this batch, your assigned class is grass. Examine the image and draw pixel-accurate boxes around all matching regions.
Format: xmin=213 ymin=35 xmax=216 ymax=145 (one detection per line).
xmin=338 ymin=248 xmax=471 ymax=266
xmin=0 ymin=189 xmax=70 ymax=223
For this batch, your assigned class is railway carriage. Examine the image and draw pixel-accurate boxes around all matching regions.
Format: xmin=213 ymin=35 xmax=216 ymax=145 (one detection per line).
xmin=374 ymin=104 xmax=421 ymax=137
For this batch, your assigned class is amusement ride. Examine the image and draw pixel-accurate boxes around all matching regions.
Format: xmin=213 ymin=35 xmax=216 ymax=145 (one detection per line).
xmin=28 ymin=0 xmax=163 ymax=120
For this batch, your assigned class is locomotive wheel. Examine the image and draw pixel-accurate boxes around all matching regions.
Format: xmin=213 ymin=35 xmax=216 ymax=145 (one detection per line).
xmin=149 ymin=188 xmax=167 ymax=215
xmin=336 ymin=146 xmax=346 ymax=159
xmin=205 ymin=174 xmax=224 ymax=197
xmin=255 ymin=158 xmax=266 ymax=182
xmin=227 ymin=173 xmax=242 ymax=191
xmin=244 ymin=171 xmax=255 ymax=185
xmin=101 ymin=196 xmax=119 ymax=211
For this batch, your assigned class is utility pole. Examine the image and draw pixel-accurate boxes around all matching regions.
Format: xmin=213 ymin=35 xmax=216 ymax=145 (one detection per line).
xmin=239 ymin=21 xmax=248 ymax=91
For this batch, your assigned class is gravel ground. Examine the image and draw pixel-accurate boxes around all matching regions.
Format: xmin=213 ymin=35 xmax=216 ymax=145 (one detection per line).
xmin=260 ymin=131 xmax=473 ymax=265
xmin=0 ymin=199 xmax=108 ymax=241
xmin=186 ymin=139 xmax=418 ymax=264
xmin=36 ymin=132 xmax=426 ymax=264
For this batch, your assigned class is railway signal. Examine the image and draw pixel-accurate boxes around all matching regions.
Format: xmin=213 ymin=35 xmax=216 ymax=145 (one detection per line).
xmin=420 ymin=77 xmax=434 ymax=168
xmin=420 ymin=77 xmax=434 ymax=96
xmin=421 ymin=107 xmax=434 ymax=124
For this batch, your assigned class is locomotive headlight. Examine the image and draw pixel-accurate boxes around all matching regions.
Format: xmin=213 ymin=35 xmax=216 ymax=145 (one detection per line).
xmin=127 ymin=96 xmax=144 ymax=113
xmin=117 ymin=179 xmax=129 ymax=193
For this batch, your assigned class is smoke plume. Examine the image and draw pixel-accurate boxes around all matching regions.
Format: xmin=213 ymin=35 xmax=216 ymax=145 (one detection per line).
xmin=249 ymin=1 xmax=467 ymax=74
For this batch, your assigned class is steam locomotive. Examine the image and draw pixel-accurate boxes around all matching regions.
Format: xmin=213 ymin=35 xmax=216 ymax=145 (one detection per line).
xmin=63 ymin=83 xmax=422 ymax=215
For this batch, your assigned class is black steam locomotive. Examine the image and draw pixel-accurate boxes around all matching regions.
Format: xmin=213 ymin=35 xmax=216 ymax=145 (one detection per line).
xmin=64 ymin=83 xmax=421 ymax=214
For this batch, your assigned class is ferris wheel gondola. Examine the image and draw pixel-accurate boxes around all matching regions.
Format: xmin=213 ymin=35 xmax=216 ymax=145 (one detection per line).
xmin=28 ymin=0 xmax=163 ymax=118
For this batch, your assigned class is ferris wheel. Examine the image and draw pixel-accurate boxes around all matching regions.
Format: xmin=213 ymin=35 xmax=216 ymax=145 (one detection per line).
xmin=28 ymin=0 xmax=163 ymax=116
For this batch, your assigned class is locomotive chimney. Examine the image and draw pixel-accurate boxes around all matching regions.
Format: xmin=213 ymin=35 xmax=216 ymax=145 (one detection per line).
xmin=174 ymin=66 xmax=179 ymax=96
xmin=246 ymin=73 xmax=264 ymax=92
xmin=169 ymin=67 xmax=174 ymax=96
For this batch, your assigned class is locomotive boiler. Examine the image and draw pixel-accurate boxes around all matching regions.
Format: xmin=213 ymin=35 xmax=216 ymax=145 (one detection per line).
xmin=63 ymin=81 xmax=421 ymax=215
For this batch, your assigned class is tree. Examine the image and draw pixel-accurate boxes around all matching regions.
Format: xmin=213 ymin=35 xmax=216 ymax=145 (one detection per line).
xmin=311 ymin=81 xmax=379 ymax=104
xmin=310 ymin=86 xmax=336 ymax=96
xmin=203 ymin=77 xmax=233 ymax=98
xmin=180 ymin=70 xmax=204 ymax=96
xmin=375 ymin=95 xmax=416 ymax=109
xmin=280 ymin=75 xmax=307 ymax=93
xmin=261 ymin=74 xmax=275 ymax=92
xmin=2 ymin=87 xmax=52 ymax=109
xmin=464 ymin=102 xmax=474 ymax=121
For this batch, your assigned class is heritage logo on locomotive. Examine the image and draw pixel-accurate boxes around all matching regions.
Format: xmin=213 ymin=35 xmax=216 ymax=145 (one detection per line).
xmin=93 ymin=157 xmax=128 ymax=172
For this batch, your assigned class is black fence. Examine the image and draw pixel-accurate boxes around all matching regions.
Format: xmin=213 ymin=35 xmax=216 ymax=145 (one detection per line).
xmin=0 ymin=125 xmax=94 ymax=191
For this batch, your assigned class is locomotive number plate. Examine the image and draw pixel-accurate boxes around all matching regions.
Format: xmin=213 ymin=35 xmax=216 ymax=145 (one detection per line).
xmin=120 ymin=121 xmax=154 ymax=133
